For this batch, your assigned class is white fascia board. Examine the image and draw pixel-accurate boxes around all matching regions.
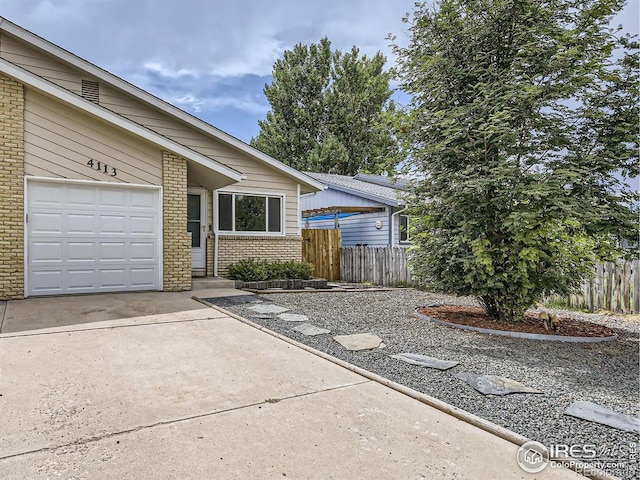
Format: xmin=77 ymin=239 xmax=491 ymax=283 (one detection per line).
xmin=323 ymin=182 xmax=403 ymax=207
xmin=0 ymin=58 xmax=243 ymax=183
xmin=0 ymin=18 xmax=324 ymax=193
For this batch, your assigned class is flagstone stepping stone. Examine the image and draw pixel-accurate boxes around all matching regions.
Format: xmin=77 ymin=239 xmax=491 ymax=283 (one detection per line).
xmin=277 ymin=313 xmax=309 ymax=322
xmin=250 ymin=314 xmax=274 ymax=320
xmin=390 ymin=353 xmax=459 ymax=371
xmin=565 ymin=401 xmax=640 ymax=433
xmin=454 ymin=372 xmax=541 ymax=396
xmin=333 ymin=333 xmax=383 ymax=351
xmin=293 ymin=323 xmax=331 ymax=336
xmin=247 ymin=304 xmax=289 ymax=314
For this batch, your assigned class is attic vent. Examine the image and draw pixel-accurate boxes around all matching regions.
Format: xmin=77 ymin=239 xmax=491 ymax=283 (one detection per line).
xmin=81 ymin=79 xmax=99 ymax=103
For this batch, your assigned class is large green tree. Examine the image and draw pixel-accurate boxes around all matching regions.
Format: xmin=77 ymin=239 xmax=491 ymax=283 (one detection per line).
xmin=251 ymin=37 xmax=402 ymax=175
xmin=392 ymin=0 xmax=638 ymax=321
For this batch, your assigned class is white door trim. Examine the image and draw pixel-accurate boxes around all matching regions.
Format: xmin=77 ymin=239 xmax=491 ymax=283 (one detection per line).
xmin=187 ymin=187 xmax=207 ymax=273
xmin=24 ymin=176 xmax=163 ymax=297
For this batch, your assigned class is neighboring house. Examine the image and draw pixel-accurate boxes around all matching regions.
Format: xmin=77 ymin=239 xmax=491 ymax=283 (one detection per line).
xmin=301 ymin=172 xmax=410 ymax=247
xmin=0 ymin=17 xmax=324 ymax=299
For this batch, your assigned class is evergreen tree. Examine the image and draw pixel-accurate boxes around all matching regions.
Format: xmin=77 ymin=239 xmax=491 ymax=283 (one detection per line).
xmin=252 ymin=38 xmax=402 ymax=175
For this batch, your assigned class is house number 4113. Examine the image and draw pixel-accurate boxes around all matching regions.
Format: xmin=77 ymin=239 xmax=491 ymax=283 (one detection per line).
xmin=87 ymin=159 xmax=117 ymax=177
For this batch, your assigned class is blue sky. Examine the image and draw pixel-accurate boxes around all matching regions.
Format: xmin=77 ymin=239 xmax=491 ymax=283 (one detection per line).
xmin=2 ymin=0 xmax=638 ymax=144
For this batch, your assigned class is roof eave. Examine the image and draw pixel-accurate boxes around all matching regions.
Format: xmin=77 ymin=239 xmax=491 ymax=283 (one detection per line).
xmin=322 ymin=182 xmax=403 ymax=207
xmin=0 ymin=17 xmax=323 ymax=193
xmin=0 ymin=58 xmax=244 ymax=187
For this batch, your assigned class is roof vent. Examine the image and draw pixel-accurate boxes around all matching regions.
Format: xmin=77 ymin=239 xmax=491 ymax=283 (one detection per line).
xmin=81 ymin=79 xmax=99 ymax=103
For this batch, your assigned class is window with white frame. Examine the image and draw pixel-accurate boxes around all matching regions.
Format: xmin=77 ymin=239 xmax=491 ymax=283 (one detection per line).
xmin=218 ymin=192 xmax=283 ymax=233
xmin=400 ymin=214 xmax=410 ymax=243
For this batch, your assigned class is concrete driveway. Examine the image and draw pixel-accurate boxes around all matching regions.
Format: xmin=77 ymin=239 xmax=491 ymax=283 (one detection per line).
xmin=0 ymin=294 xmax=581 ymax=479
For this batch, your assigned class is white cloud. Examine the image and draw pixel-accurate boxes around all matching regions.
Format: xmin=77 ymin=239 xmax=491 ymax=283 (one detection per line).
xmin=3 ymin=0 xmax=636 ymax=141
xmin=170 ymin=92 xmax=269 ymax=116
xmin=142 ymin=61 xmax=199 ymax=79
xmin=2 ymin=0 xmax=411 ymax=79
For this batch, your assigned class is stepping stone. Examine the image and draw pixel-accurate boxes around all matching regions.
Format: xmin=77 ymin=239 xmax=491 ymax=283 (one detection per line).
xmin=333 ymin=333 xmax=383 ymax=351
xmin=293 ymin=323 xmax=331 ymax=336
xmin=204 ymin=295 xmax=266 ymax=306
xmin=565 ymin=401 xmax=640 ymax=433
xmin=454 ymin=372 xmax=541 ymax=396
xmin=391 ymin=353 xmax=459 ymax=371
xmin=277 ymin=313 xmax=309 ymax=322
xmin=250 ymin=314 xmax=273 ymax=320
xmin=247 ymin=304 xmax=289 ymax=314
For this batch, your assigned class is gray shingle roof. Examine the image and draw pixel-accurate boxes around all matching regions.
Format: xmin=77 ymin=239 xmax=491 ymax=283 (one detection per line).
xmin=304 ymin=172 xmax=407 ymax=206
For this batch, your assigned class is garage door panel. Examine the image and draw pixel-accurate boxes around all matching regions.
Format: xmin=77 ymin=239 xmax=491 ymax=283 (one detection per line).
xmin=130 ymin=268 xmax=157 ymax=287
xmin=30 ymin=241 xmax=63 ymax=263
xmin=130 ymin=242 xmax=155 ymax=261
xmin=100 ymin=269 xmax=127 ymax=288
xmin=29 ymin=270 xmax=64 ymax=294
xmin=100 ymin=242 xmax=127 ymax=261
xmin=130 ymin=216 xmax=156 ymax=235
xmin=67 ymin=214 xmax=97 ymax=235
xmin=66 ymin=185 xmax=98 ymax=208
xmin=27 ymin=180 xmax=161 ymax=296
xmin=30 ymin=212 xmax=63 ymax=234
xmin=30 ymin=183 xmax=63 ymax=207
xmin=66 ymin=269 xmax=98 ymax=290
xmin=99 ymin=215 xmax=127 ymax=235
xmin=99 ymin=188 xmax=128 ymax=209
xmin=67 ymin=242 xmax=98 ymax=262
xmin=130 ymin=190 xmax=157 ymax=209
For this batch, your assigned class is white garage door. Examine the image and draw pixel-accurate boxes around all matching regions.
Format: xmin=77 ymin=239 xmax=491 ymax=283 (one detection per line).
xmin=26 ymin=179 xmax=161 ymax=296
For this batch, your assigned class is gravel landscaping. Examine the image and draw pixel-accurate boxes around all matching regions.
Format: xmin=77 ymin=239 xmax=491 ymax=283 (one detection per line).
xmin=209 ymin=288 xmax=640 ymax=479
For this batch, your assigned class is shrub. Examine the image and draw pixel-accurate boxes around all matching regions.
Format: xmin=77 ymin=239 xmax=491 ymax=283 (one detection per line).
xmin=226 ymin=259 xmax=314 ymax=282
xmin=226 ymin=259 xmax=270 ymax=281
xmin=275 ymin=260 xmax=314 ymax=280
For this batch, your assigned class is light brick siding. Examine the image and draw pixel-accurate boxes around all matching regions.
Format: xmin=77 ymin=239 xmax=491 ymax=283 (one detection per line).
xmin=162 ymin=151 xmax=191 ymax=291
xmin=0 ymin=74 xmax=25 ymax=300
xmin=217 ymin=236 xmax=303 ymax=276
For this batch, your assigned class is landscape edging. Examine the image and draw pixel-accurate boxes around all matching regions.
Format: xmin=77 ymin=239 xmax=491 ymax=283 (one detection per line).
xmin=414 ymin=309 xmax=618 ymax=343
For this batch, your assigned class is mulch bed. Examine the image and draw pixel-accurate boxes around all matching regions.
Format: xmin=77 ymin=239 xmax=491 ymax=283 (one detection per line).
xmin=417 ymin=305 xmax=616 ymax=338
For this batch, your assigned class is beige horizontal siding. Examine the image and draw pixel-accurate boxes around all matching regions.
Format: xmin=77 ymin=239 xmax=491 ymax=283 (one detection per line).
xmin=24 ymin=89 xmax=162 ymax=185
xmin=102 ymin=87 xmax=300 ymax=234
xmin=0 ymin=32 xmax=84 ymax=94
xmin=3 ymin=33 xmax=301 ymax=233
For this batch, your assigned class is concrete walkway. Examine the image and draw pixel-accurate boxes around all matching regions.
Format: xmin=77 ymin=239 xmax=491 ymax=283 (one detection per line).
xmin=0 ymin=299 xmax=581 ymax=479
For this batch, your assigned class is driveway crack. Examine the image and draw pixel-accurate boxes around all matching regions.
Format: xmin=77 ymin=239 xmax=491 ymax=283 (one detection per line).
xmin=0 ymin=380 xmax=371 ymax=461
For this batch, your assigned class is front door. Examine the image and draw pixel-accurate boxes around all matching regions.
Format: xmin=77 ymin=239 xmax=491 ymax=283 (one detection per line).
xmin=187 ymin=190 xmax=206 ymax=275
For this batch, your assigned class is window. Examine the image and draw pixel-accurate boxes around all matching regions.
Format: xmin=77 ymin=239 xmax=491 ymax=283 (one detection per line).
xmin=400 ymin=215 xmax=410 ymax=243
xmin=187 ymin=194 xmax=202 ymax=247
xmin=218 ymin=192 xmax=283 ymax=233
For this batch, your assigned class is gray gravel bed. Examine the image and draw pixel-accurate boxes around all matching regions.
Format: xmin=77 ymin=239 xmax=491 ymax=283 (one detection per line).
xmin=214 ymin=289 xmax=640 ymax=480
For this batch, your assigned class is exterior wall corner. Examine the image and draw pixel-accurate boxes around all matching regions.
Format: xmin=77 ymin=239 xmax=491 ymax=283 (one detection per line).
xmin=0 ymin=73 xmax=25 ymax=300
xmin=162 ymin=151 xmax=191 ymax=291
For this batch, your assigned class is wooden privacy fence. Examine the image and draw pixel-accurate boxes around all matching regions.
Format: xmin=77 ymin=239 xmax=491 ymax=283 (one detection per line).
xmin=339 ymin=247 xmax=639 ymax=314
xmin=547 ymin=260 xmax=640 ymax=314
xmin=341 ymin=246 xmax=416 ymax=286
xmin=302 ymin=229 xmax=341 ymax=281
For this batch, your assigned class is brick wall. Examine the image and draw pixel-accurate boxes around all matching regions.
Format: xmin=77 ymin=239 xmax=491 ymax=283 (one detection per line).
xmin=162 ymin=151 xmax=191 ymax=291
xmin=0 ymin=74 xmax=24 ymax=300
xmin=217 ymin=236 xmax=303 ymax=276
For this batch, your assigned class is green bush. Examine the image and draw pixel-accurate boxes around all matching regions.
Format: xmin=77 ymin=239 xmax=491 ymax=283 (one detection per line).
xmin=226 ymin=259 xmax=314 ymax=282
xmin=275 ymin=261 xmax=314 ymax=280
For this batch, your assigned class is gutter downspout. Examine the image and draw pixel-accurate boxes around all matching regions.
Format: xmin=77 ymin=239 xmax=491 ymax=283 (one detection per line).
xmin=214 ymin=231 xmax=219 ymax=277
xmin=391 ymin=205 xmax=408 ymax=246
